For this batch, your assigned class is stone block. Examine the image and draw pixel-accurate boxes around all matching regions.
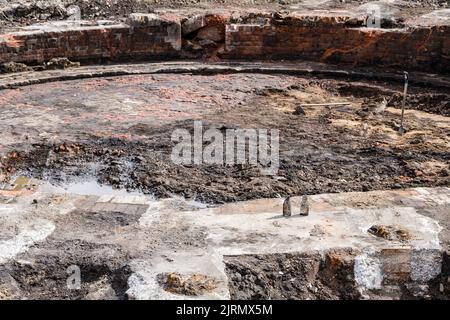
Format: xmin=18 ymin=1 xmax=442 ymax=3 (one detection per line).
xmin=182 ymin=15 xmax=206 ymax=35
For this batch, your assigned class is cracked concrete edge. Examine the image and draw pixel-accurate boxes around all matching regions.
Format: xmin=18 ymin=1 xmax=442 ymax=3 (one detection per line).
xmin=126 ymin=187 xmax=449 ymax=299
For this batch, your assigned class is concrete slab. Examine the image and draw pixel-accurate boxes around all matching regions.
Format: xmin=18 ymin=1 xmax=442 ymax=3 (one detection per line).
xmin=0 ymin=183 xmax=448 ymax=299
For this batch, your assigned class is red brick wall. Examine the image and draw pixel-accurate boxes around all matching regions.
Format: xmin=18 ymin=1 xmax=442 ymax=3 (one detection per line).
xmin=225 ymin=19 xmax=449 ymax=73
xmin=0 ymin=12 xmax=448 ymax=74
xmin=0 ymin=14 xmax=181 ymax=64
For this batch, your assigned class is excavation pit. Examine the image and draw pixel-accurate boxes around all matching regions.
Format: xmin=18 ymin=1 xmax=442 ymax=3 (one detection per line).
xmin=0 ymin=65 xmax=449 ymax=300
xmin=0 ymin=3 xmax=449 ymax=300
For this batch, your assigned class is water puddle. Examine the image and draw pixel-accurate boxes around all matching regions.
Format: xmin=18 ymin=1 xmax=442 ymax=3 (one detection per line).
xmin=1 ymin=176 xmax=210 ymax=211
xmin=2 ymin=175 xmax=145 ymax=197
xmin=43 ymin=179 xmax=145 ymax=197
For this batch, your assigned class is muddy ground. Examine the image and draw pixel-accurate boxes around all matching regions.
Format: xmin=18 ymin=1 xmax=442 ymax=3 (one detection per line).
xmin=1 ymin=239 xmax=132 ymax=299
xmin=0 ymin=72 xmax=448 ymax=204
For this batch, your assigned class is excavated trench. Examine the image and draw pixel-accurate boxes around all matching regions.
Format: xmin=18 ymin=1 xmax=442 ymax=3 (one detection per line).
xmin=224 ymin=250 xmax=361 ymax=300
xmin=0 ymin=5 xmax=449 ymax=299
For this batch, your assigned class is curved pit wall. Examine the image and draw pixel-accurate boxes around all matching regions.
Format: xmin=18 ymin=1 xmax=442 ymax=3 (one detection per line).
xmin=0 ymin=12 xmax=448 ymax=73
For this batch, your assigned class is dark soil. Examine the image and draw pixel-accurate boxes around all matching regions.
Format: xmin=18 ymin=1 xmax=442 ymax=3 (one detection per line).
xmin=225 ymin=249 xmax=450 ymax=300
xmin=2 ymin=130 xmax=448 ymax=204
xmin=224 ymin=249 xmax=360 ymax=300
xmin=0 ymin=239 xmax=132 ymax=300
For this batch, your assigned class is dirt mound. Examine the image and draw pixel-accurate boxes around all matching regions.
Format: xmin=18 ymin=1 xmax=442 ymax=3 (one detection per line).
xmin=390 ymin=93 xmax=450 ymax=117
xmin=0 ymin=239 xmax=131 ymax=299
xmin=224 ymin=250 xmax=360 ymax=300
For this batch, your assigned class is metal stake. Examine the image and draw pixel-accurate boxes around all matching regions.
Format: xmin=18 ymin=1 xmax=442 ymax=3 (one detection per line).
xmin=399 ymin=71 xmax=408 ymax=134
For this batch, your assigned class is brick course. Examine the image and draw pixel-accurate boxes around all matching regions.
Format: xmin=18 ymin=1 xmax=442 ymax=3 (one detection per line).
xmin=0 ymin=12 xmax=448 ymax=73
xmin=225 ymin=16 xmax=449 ymax=73
xmin=0 ymin=14 xmax=181 ymax=64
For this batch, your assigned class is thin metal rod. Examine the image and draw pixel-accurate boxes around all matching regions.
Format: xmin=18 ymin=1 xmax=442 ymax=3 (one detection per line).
xmin=300 ymin=102 xmax=350 ymax=107
xmin=399 ymin=71 xmax=408 ymax=134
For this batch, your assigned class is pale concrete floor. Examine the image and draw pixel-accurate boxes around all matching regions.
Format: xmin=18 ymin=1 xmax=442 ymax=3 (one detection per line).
xmin=1 ymin=178 xmax=449 ymax=299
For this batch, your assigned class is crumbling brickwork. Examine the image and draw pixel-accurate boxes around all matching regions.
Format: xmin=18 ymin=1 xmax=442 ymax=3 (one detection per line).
xmin=0 ymin=12 xmax=448 ymax=73
xmin=0 ymin=13 xmax=181 ymax=64
xmin=225 ymin=15 xmax=449 ymax=73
